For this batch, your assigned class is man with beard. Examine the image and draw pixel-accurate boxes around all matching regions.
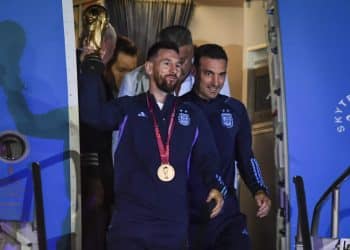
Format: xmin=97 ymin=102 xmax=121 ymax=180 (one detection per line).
xmin=78 ymin=41 xmax=225 ymax=250
xmin=182 ymin=44 xmax=271 ymax=250
xmin=112 ymin=25 xmax=231 ymax=164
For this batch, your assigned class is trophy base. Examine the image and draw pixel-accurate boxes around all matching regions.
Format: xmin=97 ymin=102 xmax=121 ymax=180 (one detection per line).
xmin=81 ymin=56 xmax=105 ymax=74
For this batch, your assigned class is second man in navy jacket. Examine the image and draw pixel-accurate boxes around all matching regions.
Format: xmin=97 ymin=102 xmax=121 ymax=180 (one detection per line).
xmin=183 ymin=44 xmax=271 ymax=250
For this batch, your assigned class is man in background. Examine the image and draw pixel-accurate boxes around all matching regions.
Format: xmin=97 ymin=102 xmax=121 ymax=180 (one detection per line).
xmin=104 ymin=35 xmax=138 ymax=97
xmin=78 ymin=5 xmax=117 ymax=250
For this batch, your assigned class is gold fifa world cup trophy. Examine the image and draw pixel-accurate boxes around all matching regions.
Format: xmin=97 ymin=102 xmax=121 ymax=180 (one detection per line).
xmin=80 ymin=4 xmax=109 ymax=72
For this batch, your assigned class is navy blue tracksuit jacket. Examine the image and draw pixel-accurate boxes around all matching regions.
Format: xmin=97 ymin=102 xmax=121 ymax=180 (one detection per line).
xmin=78 ymin=72 xmax=224 ymax=249
xmin=182 ymin=90 xmax=268 ymax=249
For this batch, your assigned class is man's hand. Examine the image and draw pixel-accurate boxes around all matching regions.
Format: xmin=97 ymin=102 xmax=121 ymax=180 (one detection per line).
xmin=206 ymin=188 xmax=224 ymax=219
xmin=255 ymin=191 xmax=271 ymax=218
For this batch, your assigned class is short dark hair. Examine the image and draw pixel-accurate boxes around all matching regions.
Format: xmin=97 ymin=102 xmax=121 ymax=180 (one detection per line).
xmin=194 ymin=44 xmax=228 ymax=68
xmin=146 ymin=41 xmax=179 ymax=60
xmin=106 ymin=35 xmax=137 ymax=69
xmin=115 ymin=35 xmax=138 ymax=57
xmin=157 ymin=25 xmax=193 ymax=47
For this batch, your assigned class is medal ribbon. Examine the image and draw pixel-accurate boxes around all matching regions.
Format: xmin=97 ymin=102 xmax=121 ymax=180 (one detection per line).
xmin=146 ymin=94 xmax=176 ymax=164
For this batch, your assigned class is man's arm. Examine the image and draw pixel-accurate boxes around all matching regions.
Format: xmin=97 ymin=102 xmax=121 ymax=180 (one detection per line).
xmin=78 ymin=71 xmax=124 ymax=130
xmin=190 ymin=107 xmax=226 ymax=218
xmin=232 ymin=99 xmax=271 ymax=217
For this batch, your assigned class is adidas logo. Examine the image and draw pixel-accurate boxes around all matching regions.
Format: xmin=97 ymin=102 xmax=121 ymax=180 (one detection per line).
xmin=137 ymin=112 xmax=147 ymax=117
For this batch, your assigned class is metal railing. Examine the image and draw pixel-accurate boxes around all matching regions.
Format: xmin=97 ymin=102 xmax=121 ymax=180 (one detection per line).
xmin=31 ymin=150 xmax=80 ymax=250
xmin=293 ymin=166 xmax=350 ymax=250
xmin=311 ymin=166 xmax=350 ymax=237
xmin=0 ymin=150 xmax=80 ymax=250
xmin=293 ymin=176 xmax=312 ymax=250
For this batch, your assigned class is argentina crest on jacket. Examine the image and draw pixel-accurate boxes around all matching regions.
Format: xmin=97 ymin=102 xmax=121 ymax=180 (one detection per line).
xmin=221 ymin=109 xmax=234 ymax=128
xmin=177 ymin=109 xmax=190 ymax=126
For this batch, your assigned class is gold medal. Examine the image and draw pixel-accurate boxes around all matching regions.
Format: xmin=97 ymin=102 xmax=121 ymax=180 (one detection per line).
xmin=157 ymin=164 xmax=175 ymax=182
xmin=146 ymin=95 xmax=177 ymax=183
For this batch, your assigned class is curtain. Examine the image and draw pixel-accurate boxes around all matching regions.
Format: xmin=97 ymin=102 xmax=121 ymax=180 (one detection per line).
xmin=106 ymin=0 xmax=194 ymax=64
